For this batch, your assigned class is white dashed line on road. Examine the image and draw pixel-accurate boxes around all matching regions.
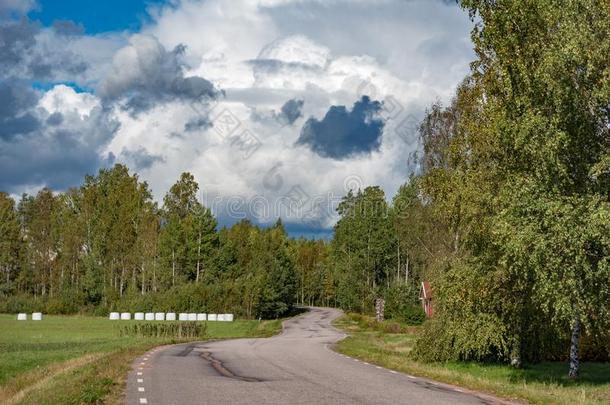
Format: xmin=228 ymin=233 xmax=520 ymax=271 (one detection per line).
xmin=137 ymin=372 xmax=142 ymax=376
xmin=137 ymin=378 xmax=143 ymax=383
xmin=139 ymin=398 xmax=147 ymax=404
xmin=138 ymin=387 xmax=145 ymax=392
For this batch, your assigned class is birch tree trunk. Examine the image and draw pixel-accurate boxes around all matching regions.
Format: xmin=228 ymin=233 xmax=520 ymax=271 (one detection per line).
xmin=510 ymin=334 xmax=522 ymax=368
xmin=119 ymin=263 xmax=125 ymax=297
xmin=172 ymin=248 xmax=176 ymax=286
xmin=196 ymin=231 xmax=202 ymax=283
xmin=397 ymin=243 xmax=400 ymax=283
xmin=141 ymin=263 xmax=145 ymax=295
xmin=568 ymin=312 xmax=581 ymax=378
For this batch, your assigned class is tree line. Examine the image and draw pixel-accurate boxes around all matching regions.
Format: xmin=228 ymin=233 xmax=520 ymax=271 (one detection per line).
xmin=0 ymin=168 xmax=298 ymax=319
xmin=0 ymin=165 xmax=426 ymax=323
xmin=409 ymin=0 xmax=610 ymax=378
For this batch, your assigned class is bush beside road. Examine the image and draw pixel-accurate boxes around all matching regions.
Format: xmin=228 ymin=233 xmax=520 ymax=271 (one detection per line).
xmin=333 ymin=313 xmax=610 ymax=405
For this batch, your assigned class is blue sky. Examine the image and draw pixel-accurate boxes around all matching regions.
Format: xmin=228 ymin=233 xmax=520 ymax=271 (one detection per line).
xmin=30 ymin=0 xmax=166 ymax=33
xmin=0 ymin=0 xmax=474 ymax=237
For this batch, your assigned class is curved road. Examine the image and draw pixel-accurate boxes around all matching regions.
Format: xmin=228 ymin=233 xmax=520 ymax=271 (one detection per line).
xmin=126 ymin=308 xmax=515 ymax=405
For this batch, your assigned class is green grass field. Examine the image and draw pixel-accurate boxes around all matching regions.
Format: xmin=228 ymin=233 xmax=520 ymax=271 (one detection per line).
xmin=0 ymin=314 xmax=282 ymax=404
xmin=334 ymin=313 xmax=610 ymax=405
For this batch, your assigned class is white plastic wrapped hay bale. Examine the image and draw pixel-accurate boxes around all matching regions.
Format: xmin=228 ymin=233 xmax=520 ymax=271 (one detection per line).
xmin=217 ymin=314 xmax=226 ymax=321
xmin=109 ymin=312 xmax=120 ymax=320
xmin=196 ymin=313 xmax=206 ymax=321
xmin=225 ymin=314 xmax=234 ymax=322
xmin=178 ymin=313 xmax=188 ymax=321
xmin=155 ymin=312 xmax=165 ymax=321
xmin=134 ymin=312 xmax=144 ymax=320
xmin=166 ymin=312 xmax=176 ymax=321
xmin=32 ymin=312 xmax=42 ymax=321
xmin=207 ymin=314 xmax=217 ymax=321
xmin=187 ymin=313 xmax=197 ymax=321
xmin=145 ymin=312 xmax=155 ymax=321
xmin=17 ymin=313 xmax=27 ymax=321
xmin=120 ymin=312 xmax=131 ymax=320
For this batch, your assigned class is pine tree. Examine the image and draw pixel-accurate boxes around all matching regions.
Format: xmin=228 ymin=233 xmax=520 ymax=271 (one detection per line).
xmin=0 ymin=193 xmax=21 ymax=291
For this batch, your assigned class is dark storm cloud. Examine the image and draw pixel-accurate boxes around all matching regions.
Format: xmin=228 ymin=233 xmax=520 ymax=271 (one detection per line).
xmin=0 ymin=96 xmax=120 ymax=193
xmin=0 ymin=18 xmax=38 ymax=73
xmin=100 ymin=35 xmax=220 ymax=113
xmin=0 ymin=112 xmax=40 ymax=140
xmin=119 ymin=147 xmax=165 ymax=170
xmin=184 ymin=116 xmax=212 ymax=132
xmin=0 ymin=12 xmax=105 ymax=193
xmin=248 ymin=59 xmax=323 ymax=86
xmin=248 ymin=59 xmax=323 ymax=73
xmin=296 ymin=96 xmax=385 ymax=159
xmin=0 ymin=81 xmax=41 ymax=141
xmin=0 ymin=17 xmax=89 ymax=81
xmin=278 ymin=98 xmax=303 ymax=125
xmin=250 ymin=98 xmax=304 ymax=127
xmin=0 ymin=12 xmax=109 ymax=193
xmin=0 ymin=0 xmax=36 ymax=17
xmin=46 ymin=111 xmax=63 ymax=126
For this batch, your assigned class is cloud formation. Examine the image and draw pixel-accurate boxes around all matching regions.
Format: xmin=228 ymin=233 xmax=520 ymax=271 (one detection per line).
xmin=117 ymin=147 xmax=165 ymax=170
xmin=100 ymin=34 xmax=220 ymax=112
xmin=0 ymin=81 xmax=41 ymax=141
xmin=0 ymin=85 xmax=118 ymax=193
xmin=278 ymin=98 xmax=304 ymax=125
xmin=297 ymin=96 xmax=384 ymax=159
xmin=0 ymin=0 xmax=474 ymax=235
xmin=0 ymin=0 xmax=36 ymax=16
xmin=0 ymin=17 xmax=89 ymax=81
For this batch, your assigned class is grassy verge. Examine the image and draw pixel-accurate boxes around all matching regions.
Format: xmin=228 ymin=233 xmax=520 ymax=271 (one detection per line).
xmin=333 ymin=313 xmax=610 ymax=405
xmin=0 ymin=314 xmax=282 ymax=404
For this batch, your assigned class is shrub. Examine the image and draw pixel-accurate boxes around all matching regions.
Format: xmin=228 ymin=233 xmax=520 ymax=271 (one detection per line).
xmin=398 ymin=305 xmax=426 ymax=325
xmin=46 ymin=293 xmax=84 ymax=314
xmin=383 ymin=284 xmax=424 ymax=325
xmin=0 ymin=293 xmax=43 ymax=313
xmin=120 ymin=322 xmax=207 ymax=339
xmin=381 ymin=321 xmax=402 ymax=334
xmin=579 ymin=332 xmax=610 ymax=362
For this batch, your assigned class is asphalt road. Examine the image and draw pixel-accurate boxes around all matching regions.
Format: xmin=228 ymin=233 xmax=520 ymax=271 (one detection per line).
xmin=126 ymin=308 xmax=516 ymax=405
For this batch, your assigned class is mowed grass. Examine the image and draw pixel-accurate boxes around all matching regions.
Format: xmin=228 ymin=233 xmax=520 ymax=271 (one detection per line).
xmin=0 ymin=314 xmax=282 ymax=404
xmin=334 ymin=313 xmax=610 ymax=405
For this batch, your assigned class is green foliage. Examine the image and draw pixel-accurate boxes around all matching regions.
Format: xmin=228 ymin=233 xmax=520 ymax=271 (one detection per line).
xmin=413 ymin=0 xmax=610 ymax=375
xmin=119 ymin=322 xmax=207 ymax=339
xmin=293 ymin=239 xmax=332 ymax=306
xmin=335 ymin=314 xmax=610 ymax=405
xmin=0 ymin=192 xmax=20 ymax=294
xmin=383 ymin=284 xmax=424 ymax=325
xmin=0 ymin=166 xmax=298 ymax=320
xmin=79 ymin=377 xmax=113 ymax=404
xmin=332 ymin=186 xmax=398 ymax=313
